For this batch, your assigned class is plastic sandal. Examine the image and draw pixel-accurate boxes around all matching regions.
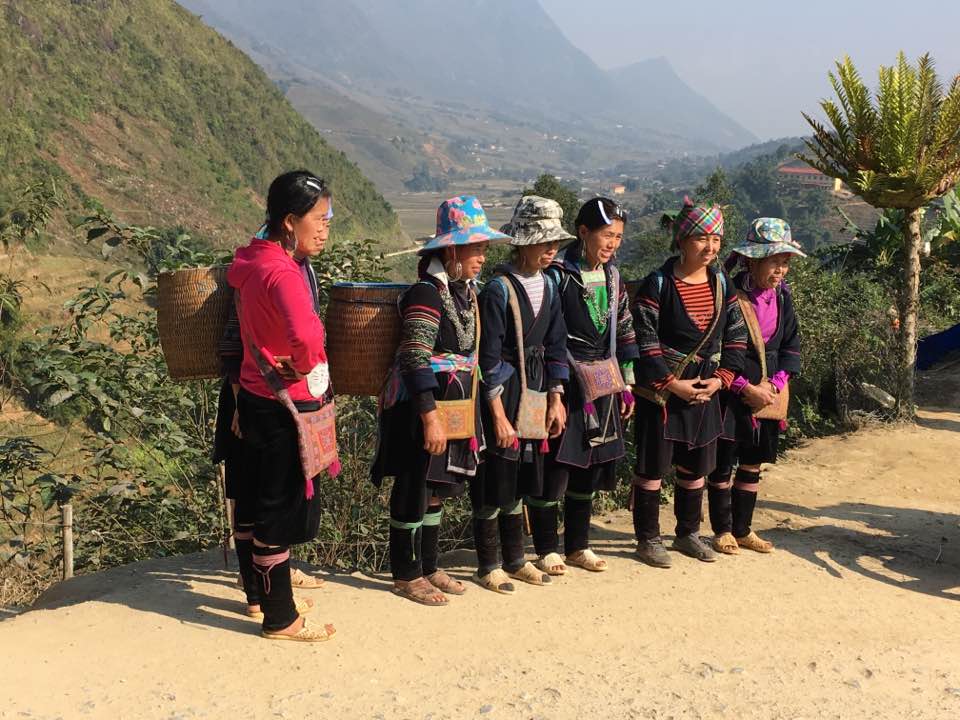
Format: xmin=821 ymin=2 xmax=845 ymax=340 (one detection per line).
xmin=712 ymin=532 xmax=740 ymax=555
xmin=246 ymin=596 xmax=313 ymax=619
xmin=290 ymin=567 xmax=325 ymax=588
xmin=736 ymin=531 xmax=774 ymax=553
xmin=565 ymin=549 xmax=608 ymax=572
xmin=509 ymin=561 xmax=551 ymax=586
xmin=262 ymin=619 xmax=336 ymax=642
xmin=475 ymin=568 xmax=516 ymax=594
xmin=534 ymin=552 xmax=567 ymax=576
xmin=392 ymin=577 xmax=449 ymax=606
xmin=426 ymin=568 xmax=467 ymax=595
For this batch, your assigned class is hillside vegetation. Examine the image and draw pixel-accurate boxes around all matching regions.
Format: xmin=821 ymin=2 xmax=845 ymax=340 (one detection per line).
xmin=0 ymin=0 xmax=401 ymax=246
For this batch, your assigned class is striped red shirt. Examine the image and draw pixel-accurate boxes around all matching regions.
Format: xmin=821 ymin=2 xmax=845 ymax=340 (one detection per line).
xmin=673 ymin=277 xmax=714 ymax=330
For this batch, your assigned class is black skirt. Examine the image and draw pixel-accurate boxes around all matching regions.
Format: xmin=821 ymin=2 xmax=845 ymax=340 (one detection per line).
xmin=471 ymin=446 xmax=544 ymax=508
xmin=236 ymin=388 xmax=322 ymax=546
xmin=633 ymin=396 xmax=720 ymax=479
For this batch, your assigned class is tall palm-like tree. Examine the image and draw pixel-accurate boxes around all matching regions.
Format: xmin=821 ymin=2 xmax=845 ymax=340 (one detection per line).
xmin=800 ymin=53 xmax=960 ymax=417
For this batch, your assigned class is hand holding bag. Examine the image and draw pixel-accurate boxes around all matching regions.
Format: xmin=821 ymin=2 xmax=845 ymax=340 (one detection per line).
xmin=252 ymin=346 xmax=339 ymax=498
xmin=503 ymin=278 xmax=548 ymax=440
xmin=567 ymin=265 xmax=627 ymax=403
xmin=736 ymin=292 xmax=790 ymax=421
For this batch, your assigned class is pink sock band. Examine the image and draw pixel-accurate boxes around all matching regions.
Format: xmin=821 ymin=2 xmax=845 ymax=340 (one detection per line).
xmin=632 ymin=476 xmax=662 ymax=491
xmin=708 ymin=480 xmax=732 ymax=490
xmin=676 ymin=477 xmax=705 ymax=490
xmin=734 ymin=481 xmax=759 ymax=493
xmin=252 ymin=549 xmax=290 ymax=595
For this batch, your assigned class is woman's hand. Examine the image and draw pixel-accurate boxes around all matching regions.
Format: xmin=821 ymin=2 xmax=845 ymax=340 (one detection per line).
xmin=546 ymin=391 xmax=566 ymax=438
xmin=230 ymin=409 xmax=242 ymax=439
xmin=488 ymin=395 xmax=517 ymax=449
xmin=273 ymin=355 xmax=305 ymax=381
xmin=620 ymin=391 xmax=636 ymax=421
xmin=493 ymin=415 xmax=518 ymax=449
xmin=667 ymin=378 xmax=707 ymax=404
xmin=421 ymin=410 xmax=448 ymax=456
xmin=694 ymin=377 xmax=723 ymax=401
xmin=741 ymin=383 xmax=777 ymax=411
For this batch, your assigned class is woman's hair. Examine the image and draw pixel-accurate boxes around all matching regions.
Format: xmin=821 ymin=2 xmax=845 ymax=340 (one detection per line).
xmin=574 ymin=197 xmax=628 ymax=235
xmin=265 ymin=169 xmax=332 ymax=235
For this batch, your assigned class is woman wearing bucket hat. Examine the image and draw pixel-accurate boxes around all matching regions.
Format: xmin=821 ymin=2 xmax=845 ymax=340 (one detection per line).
xmin=372 ymin=195 xmax=511 ymax=606
xmin=525 ymin=197 xmax=640 ymax=575
xmin=471 ymin=196 xmax=573 ymax=593
xmin=630 ymin=197 xmax=747 ymax=567
xmin=706 ymin=218 xmax=804 ymax=555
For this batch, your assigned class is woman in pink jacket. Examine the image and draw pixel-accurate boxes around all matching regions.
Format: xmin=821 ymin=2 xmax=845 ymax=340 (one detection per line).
xmin=227 ymin=170 xmax=336 ymax=643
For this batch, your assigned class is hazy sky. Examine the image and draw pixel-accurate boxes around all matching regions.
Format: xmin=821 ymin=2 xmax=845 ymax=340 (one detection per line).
xmin=540 ymin=0 xmax=960 ymax=140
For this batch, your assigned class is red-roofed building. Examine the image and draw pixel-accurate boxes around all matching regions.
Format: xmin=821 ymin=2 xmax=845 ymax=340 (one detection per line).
xmin=777 ymin=160 xmax=843 ymax=191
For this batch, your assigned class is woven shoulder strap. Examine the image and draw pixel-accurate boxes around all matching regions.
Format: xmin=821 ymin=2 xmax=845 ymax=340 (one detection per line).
xmin=502 ymin=277 xmax=529 ymax=393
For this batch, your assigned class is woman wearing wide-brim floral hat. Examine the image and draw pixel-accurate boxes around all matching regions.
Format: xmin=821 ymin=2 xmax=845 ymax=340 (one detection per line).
xmin=707 ymin=217 xmax=805 ymax=556
xmin=372 ymin=195 xmax=511 ymax=606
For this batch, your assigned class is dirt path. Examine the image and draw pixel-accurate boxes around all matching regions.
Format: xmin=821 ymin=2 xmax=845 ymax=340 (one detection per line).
xmin=1 ymin=407 xmax=958 ymax=720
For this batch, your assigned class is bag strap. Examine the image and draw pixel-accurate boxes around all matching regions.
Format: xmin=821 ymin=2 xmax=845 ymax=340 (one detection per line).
xmin=670 ymin=269 xmax=725 ymax=380
xmin=608 ymin=265 xmax=620 ymax=360
xmin=736 ymin=290 xmax=768 ymax=380
xmin=502 ymin=276 xmax=529 ymax=394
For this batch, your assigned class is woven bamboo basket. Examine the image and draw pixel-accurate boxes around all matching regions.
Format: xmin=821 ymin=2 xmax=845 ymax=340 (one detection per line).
xmin=325 ymin=282 xmax=410 ymax=396
xmin=156 ymin=266 xmax=233 ymax=381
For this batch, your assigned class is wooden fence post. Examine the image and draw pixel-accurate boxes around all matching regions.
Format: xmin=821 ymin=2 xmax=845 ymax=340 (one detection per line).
xmin=61 ymin=503 xmax=74 ymax=580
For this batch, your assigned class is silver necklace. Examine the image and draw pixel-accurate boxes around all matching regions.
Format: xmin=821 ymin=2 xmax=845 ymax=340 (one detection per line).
xmin=440 ymin=285 xmax=475 ymax=349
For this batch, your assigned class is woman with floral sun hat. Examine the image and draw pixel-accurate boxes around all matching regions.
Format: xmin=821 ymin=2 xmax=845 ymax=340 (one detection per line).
xmin=372 ymin=195 xmax=511 ymax=606
xmin=630 ymin=197 xmax=747 ymax=567
xmin=706 ymin=217 xmax=804 ymax=556
xmin=471 ymin=196 xmax=572 ymax=594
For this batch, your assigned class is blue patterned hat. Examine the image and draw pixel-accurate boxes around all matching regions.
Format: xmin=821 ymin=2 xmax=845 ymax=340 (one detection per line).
xmin=417 ymin=195 xmax=512 ymax=256
xmin=730 ymin=217 xmax=807 ymax=259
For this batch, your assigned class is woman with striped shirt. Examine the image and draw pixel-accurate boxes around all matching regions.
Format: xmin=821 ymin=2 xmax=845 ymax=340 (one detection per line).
xmin=630 ymin=198 xmax=747 ymax=567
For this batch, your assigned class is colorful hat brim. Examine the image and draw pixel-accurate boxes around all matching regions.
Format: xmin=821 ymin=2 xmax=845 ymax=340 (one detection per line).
xmin=730 ymin=242 xmax=807 ymax=259
xmin=416 ymin=226 xmax=513 ymax=256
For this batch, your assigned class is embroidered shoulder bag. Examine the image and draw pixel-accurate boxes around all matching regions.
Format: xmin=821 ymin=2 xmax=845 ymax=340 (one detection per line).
xmin=434 ymin=291 xmax=481 ymax=440
xmin=736 ymin=291 xmax=789 ymax=421
xmin=251 ymin=346 xmax=338 ymax=498
xmin=567 ymin=265 xmax=627 ymax=403
xmin=502 ymin=277 xmax=549 ymax=440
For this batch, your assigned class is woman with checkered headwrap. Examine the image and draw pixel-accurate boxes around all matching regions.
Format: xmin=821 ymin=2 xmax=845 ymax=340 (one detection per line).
xmin=630 ymin=198 xmax=748 ymax=567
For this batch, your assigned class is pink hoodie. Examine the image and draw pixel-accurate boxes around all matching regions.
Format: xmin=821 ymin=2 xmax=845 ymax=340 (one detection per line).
xmin=227 ymin=239 xmax=327 ymax=402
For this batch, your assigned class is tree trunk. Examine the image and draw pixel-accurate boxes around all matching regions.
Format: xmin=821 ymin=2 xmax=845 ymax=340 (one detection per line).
xmin=896 ymin=208 xmax=923 ymax=419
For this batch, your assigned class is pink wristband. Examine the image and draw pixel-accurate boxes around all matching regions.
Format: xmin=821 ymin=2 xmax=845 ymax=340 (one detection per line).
xmin=731 ymin=375 xmax=750 ymax=394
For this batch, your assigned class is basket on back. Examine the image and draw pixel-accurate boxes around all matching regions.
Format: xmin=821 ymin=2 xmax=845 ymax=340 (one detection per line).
xmin=156 ymin=266 xmax=233 ymax=381
xmin=325 ymin=282 xmax=409 ymax=396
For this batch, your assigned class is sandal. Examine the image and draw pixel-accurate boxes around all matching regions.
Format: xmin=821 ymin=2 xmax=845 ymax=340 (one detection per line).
xmin=475 ymin=568 xmax=516 ymax=594
xmin=565 ymin=549 xmax=608 ymax=572
xmin=736 ymin=531 xmax=774 ymax=553
xmin=712 ymin=532 xmax=740 ymax=555
xmin=426 ymin=568 xmax=467 ymax=595
xmin=290 ymin=567 xmax=325 ymax=588
xmin=392 ymin=577 xmax=449 ymax=606
xmin=246 ymin=596 xmax=313 ymax=619
xmin=509 ymin=561 xmax=551 ymax=586
xmin=262 ymin=619 xmax=336 ymax=642
xmin=534 ymin=552 xmax=567 ymax=576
